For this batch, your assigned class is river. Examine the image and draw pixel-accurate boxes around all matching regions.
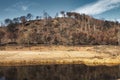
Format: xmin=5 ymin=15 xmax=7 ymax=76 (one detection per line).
xmin=0 ymin=64 xmax=120 ymax=80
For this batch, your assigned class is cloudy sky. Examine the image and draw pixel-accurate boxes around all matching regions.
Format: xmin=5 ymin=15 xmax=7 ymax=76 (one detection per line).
xmin=0 ymin=0 xmax=120 ymax=23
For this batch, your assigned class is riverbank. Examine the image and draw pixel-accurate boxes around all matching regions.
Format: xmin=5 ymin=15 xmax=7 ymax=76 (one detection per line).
xmin=0 ymin=45 xmax=119 ymax=66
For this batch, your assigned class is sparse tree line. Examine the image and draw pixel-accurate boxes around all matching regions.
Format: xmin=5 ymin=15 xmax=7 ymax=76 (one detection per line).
xmin=0 ymin=11 xmax=120 ymax=46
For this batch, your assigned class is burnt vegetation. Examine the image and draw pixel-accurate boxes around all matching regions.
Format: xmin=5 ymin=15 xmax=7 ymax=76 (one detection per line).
xmin=0 ymin=12 xmax=120 ymax=46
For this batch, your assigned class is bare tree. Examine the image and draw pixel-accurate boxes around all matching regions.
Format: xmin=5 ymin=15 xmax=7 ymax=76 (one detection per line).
xmin=7 ymin=23 xmax=18 ymax=42
xmin=55 ymin=13 xmax=59 ymax=18
xmin=36 ymin=16 xmax=39 ymax=20
xmin=13 ymin=17 xmax=20 ymax=23
xmin=26 ymin=13 xmax=33 ymax=21
xmin=0 ymin=22 xmax=5 ymax=27
xmin=43 ymin=11 xmax=48 ymax=19
xmin=36 ymin=16 xmax=41 ymax=20
xmin=20 ymin=16 xmax=27 ymax=23
xmin=66 ymin=12 xmax=72 ymax=18
xmin=0 ymin=30 xmax=5 ymax=45
xmin=60 ymin=11 xmax=65 ymax=17
xmin=4 ymin=18 xmax=12 ymax=25
xmin=117 ymin=28 xmax=120 ymax=45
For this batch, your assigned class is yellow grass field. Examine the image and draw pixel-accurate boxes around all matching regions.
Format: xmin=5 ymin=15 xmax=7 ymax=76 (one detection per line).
xmin=0 ymin=45 xmax=120 ymax=66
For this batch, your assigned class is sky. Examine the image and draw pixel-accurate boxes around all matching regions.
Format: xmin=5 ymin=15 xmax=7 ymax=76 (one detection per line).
xmin=0 ymin=0 xmax=120 ymax=24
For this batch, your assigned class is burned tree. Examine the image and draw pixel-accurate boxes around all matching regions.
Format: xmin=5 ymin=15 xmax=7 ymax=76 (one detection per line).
xmin=7 ymin=23 xmax=18 ymax=42
xmin=26 ymin=13 xmax=33 ymax=21
xmin=0 ymin=30 xmax=5 ymax=45
xmin=60 ymin=11 xmax=65 ymax=17
xmin=117 ymin=28 xmax=120 ymax=45
xmin=20 ymin=16 xmax=27 ymax=23
xmin=4 ymin=18 xmax=12 ymax=25
xmin=13 ymin=17 xmax=20 ymax=24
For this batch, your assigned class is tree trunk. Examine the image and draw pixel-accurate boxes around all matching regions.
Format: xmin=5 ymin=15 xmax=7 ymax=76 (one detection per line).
xmin=118 ymin=29 xmax=120 ymax=45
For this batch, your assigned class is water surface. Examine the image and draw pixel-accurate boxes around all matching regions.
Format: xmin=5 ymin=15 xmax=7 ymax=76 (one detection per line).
xmin=0 ymin=64 xmax=120 ymax=80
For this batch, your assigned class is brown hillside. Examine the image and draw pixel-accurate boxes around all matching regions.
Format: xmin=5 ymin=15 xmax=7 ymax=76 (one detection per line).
xmin=0 ymin=12 xmax=120 ymax=45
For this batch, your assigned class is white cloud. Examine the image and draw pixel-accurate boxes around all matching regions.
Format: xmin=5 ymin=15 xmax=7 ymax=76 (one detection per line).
xmin=58 ymin=14 xmax=62 ymax=17
xmin=117 ymin=19 xmax=120 ymax=22
xmin=21 ymin=6 xmax=28 ymax=11
xmin=5 ymin=1 xmax=30 ymax=12
xmin=73 ymin=0 xmax=120 ymax=15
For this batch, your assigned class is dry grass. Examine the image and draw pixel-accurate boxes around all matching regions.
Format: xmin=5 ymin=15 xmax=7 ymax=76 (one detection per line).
xmin=0 ymin=45 xmax=89 ymax=51
xmin=0 ymin=45 xmax=120 ymax=66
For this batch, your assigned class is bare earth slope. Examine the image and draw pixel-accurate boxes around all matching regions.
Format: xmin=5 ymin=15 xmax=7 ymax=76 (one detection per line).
xmin=0 ymin=45 xmax=120 ymax=66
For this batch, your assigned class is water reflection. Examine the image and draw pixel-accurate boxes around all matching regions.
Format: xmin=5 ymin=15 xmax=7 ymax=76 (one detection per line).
xmin=0 ymin=71 xmax=5 ymax=80
xmin=0 ymin=64 xmax=120 ymax=80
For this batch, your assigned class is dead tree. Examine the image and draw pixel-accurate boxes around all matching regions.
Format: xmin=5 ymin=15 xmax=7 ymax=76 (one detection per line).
xmin=117 ymin=28 xmax=120 ymax=45
xmin=0 ymin=30 xmax=5 ymax=45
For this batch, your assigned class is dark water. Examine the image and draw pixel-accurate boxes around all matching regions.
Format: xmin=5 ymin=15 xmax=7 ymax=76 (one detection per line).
xmin=0 ymin=64 xmax=120 ymax=80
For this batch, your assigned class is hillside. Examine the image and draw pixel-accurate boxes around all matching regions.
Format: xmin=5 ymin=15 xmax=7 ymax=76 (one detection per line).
xmin=0 ymin=12 xmax=120 ymax=46
xmin=0 ymin=13 xmax=120 ymax=80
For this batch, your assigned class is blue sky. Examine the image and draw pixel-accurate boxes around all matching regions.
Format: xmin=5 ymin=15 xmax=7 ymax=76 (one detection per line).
xmin=0 ymin=0 xmax=120 ymax=24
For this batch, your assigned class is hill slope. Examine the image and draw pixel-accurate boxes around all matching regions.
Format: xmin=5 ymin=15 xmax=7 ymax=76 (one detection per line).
xmin=0 ymin=12 xmax=120 ymax=45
